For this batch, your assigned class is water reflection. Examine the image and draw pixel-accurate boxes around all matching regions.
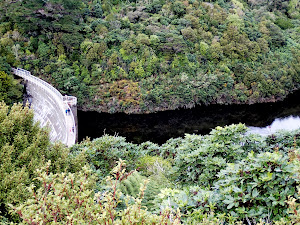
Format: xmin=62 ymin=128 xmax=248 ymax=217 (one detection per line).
xmin=78 ymin=90 xmax=300 ymax=144
xmin=248 ymin=116 xmax=300 ymax=136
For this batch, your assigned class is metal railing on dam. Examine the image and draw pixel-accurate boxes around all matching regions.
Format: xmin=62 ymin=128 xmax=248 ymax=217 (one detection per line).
xmin=12 ymin=68 xmax=77 ymax=147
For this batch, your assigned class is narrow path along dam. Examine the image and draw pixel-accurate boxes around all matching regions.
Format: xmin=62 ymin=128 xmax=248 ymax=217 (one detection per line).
xmin=12 ymin=68 xmax=77 ymax=147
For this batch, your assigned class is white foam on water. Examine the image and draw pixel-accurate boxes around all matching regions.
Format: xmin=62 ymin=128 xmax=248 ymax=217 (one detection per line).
xmin=248 ymin=116 xmax=300 ymax=136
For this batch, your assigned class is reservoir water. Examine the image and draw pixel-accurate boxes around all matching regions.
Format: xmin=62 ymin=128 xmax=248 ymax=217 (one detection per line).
xmin=78 ymin=90 xmax=300 ymax=144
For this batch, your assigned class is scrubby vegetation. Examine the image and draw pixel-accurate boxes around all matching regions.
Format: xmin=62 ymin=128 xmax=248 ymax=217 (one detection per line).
xmin=0 ymin=71 xmax=22 ymax=105
xmin=0 ymin=102 xmax=86 ymax=222
xmin=2 ymin=102 xmax=300 ymax=224
xmin=0 ymin=0 xmax=299 ymax=113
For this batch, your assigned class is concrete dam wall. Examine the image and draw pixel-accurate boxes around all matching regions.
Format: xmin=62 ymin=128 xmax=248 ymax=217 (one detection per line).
xmin=12 ymin=68 xmax=77 ymax=147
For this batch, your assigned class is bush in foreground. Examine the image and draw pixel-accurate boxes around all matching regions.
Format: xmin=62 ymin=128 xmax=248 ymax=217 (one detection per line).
xmin=0 ymin=102 xmax=86 ymax=221
xmin=9 ymin=160 xmax=181 ymax=225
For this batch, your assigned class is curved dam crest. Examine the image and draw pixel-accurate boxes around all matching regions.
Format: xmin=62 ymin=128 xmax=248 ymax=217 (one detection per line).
xmin=12 ymin=68 xmax=77 ymax=147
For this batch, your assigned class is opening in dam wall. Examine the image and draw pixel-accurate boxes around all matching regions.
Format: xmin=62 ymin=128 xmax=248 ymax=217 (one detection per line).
xmin=12 ymin=68 xmax=77 ymax=147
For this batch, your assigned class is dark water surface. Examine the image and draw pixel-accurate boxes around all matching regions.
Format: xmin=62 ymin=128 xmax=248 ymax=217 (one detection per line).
xmin=78 ymin=90 xmax=300 ymax=144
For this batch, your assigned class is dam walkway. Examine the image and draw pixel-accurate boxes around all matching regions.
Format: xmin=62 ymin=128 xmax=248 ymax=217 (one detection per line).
xmin=12 ymin=68 xmax=77 ymax=147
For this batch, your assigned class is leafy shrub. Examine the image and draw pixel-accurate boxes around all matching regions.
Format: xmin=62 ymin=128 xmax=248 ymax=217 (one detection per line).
xmin=137 ymin=155 xmax=172 ymax=176
xmin=153 ymin=187 xmax=247 ymax=224
xmin=119 ymin=171 xmax=144 ymax=197
xmin=108 ymin=79 xmax=141 ymax=109
xmin=118 ymin=170 xmax=171 ymax=211
xmin=174 ymin=124 xmax=254 ymax=185
xmin=0 ymin=71 xmax=22 ymax=105
xmin=143 ymin=174 xmax=172 ymax=211
xmin=10 ymin=160 xmax=181 ymax=225
xmin=154 ymin=186 xmax=219 ymax=215
xmin=265 ymin=129 xmax=300 ymax=153
xmin=0 ymin=102 xmax=86 ymax=221
xmin=286 ymin=185 xmax=300 ymax=224
xmin=215 ymin=151 xmax=299 ymax=221
xmin=71 ymin=135 xmax=141 ymax=179
xmin=275 ymin=18 xmax=294 ymax=30
xmin=172 ymin=1 xmax=186 ymax=17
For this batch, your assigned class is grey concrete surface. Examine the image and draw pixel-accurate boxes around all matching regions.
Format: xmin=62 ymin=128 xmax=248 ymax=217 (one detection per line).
xmin=12 ymin=68 xmax=77 ymax=147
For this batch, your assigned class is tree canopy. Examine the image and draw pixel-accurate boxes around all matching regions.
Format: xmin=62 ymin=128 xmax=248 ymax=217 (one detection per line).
xmin=0 ymin=0 xmax=299 ymax=113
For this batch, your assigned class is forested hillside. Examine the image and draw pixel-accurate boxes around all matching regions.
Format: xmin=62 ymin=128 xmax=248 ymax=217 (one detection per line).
xmin=0 ymin=0 xmax=299 ymax=113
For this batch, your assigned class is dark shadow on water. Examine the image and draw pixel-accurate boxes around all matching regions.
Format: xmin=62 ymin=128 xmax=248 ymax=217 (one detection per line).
xmin=78 ymin=90 xmax=300 ymax=144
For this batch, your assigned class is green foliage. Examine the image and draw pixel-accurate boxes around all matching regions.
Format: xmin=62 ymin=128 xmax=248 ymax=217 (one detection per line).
xmin=119 ymin=171 xmax=144 ymax=197
xmin=2 ymin=115 xmax=300 ymax=223
xmin=137 ymin=155 xmax=172 ymax=176
xmin=0 ymin=102 xmax=87 ymax=221
xmin=173 ymin=124 xmax=252 ymax=186
xmin=0 ymin=71 xmax=22 ymax=105
xmin=147 ymin=128 xmax=300 ymax=223
xmin=118 ymin=170 xmax=172 ymax=211
xmin=172 ymin=1 xmax=186 ymax=17
xmin=143 ymin=174 xmax=172 ymax=210
xmin=275 ymin=18 xmax=294 ymax=30
xmin=1 ymin=1 xmax=300 ymax=218
xmin=288 ymin=0 xmax=300 ymax=19
xmin=0 ymin=102 xmax=49 ymax=219
xmin=286 ymin=186 xmax=300 ymax=224
xmin=10 ymin=163 xmax=97 ymax=224
xmin=216 ymin=151 xmax=298 ymax=221
xmin=71 ymin=135 xmax=141 ymax=179
xmin=154 ymin=186 xmax=219 ymax=215
xmin=10 ymin=160 xmax=181 ymax=224
xmin=265 ymin=129 xmax=300 ymax=153
xmin=0 ymin=0 xmax=298 ymax=113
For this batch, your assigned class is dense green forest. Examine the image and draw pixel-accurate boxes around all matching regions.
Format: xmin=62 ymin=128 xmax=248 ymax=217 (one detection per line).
xmin=0 ymin=0 xmax=299 ymax=113
xmin=1 ymin=102 xmax=300 ymax=224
